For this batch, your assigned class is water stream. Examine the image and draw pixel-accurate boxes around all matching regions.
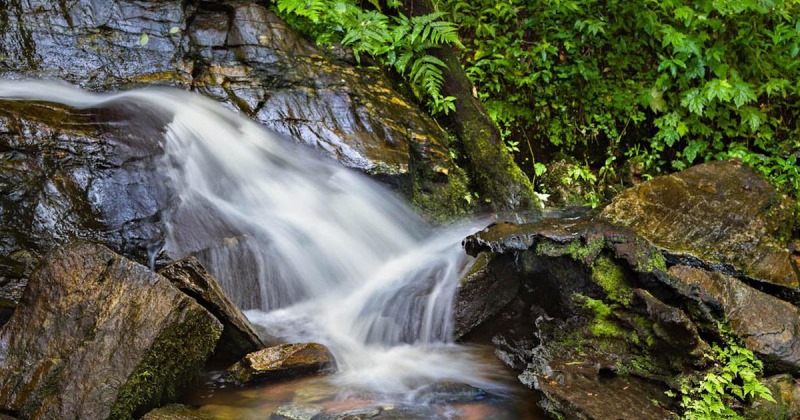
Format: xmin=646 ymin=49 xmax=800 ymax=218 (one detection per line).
xmin=0 ymin=80 xmax=541 ymax=417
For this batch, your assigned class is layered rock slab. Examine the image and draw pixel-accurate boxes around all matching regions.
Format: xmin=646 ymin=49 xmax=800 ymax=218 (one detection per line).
xmin=158 ymin=257 xmax=265 ymax=360
xmin=0 ymin=242 xmax=222 ymax=419
xmin=600 ymin=159 xmax=798 ymax=289
xmin=226 ymin=343 xmax=335 ymax=385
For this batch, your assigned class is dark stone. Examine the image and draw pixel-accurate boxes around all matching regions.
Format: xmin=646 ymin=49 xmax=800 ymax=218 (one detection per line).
xmin=453 ymin=252 xmax=520 ymax=339
xmin=142 ymin=404 xmax=216 ymax=420
xmin=669 ymin=265 xmax=800 ymax=373
xmin=158 ymin=257 xmax=265 ymax=361
xmin=0 ymin=242 xmax=222 ymax=419
xmin=519 ymin=356 xmax=673 ymax=419
xmin=226 ymin=343 xmax=335 ymax=385
xmin=600 ymin=159 xmax=798 ymax=290
xmin=0 ymin=0 xmax=454 ymax=181
xmin=0 ymin=102 xmax=172 ymax=321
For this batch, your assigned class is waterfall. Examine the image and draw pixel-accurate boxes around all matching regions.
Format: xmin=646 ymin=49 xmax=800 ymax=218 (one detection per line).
xmin=0 ymin=80 xmax=500 ymax=395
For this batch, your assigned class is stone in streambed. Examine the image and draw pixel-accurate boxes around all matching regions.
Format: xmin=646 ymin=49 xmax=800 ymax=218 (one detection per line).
xmin=227 ymin=343 xmax=335 ymax=385
xmin=158 ymin=257 xmax=265 ymax=361
xmin=0 ymin=242 xmax=222 ymax=419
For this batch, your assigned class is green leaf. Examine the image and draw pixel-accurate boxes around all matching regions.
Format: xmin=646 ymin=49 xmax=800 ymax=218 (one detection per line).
xmin=139 ymin=33 xmax=149 ymax=46
xmin=731 ymin=80 xmax=756 ymax=107
xmin=681 ymin=89 xmax=706 ymax=115
xmin=169 ymin=26 xmax=180 ymax=34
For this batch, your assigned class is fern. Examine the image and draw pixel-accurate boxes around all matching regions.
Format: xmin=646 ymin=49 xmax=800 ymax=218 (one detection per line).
xmin=273 ymin=0 xmax=461 ymax=115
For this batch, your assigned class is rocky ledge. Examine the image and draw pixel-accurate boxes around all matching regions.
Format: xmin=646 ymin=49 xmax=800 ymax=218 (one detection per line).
xmin=456 ymin=159 xmax=799 ymax=418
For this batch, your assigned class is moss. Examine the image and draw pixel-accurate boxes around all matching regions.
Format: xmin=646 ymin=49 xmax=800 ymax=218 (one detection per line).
xmin=574 ymin=294 xmax=626 ymax=339
xmin=109 ymin=304 xmax=222 ymax=420
xmin=635 ymin=242 xmax=668 ymax=273
xmin=591 ymin=255 xmax=634 ymax=306
xmin=412 ymin=163 xmax=474 ymax=222
xmin=535 ymin=237 xmax=605 ymax=263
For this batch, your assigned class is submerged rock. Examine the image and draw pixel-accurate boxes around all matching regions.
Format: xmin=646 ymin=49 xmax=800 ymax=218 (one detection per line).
xmin=226 ymin=343 xmax=335 ymax=385
xmin=0 ymin=242 xmax=222 ymax=419
xmin=159 ymin=257 xmax=265 ymax=361
xmin=600 ymin=159 xmax=798 ymax=290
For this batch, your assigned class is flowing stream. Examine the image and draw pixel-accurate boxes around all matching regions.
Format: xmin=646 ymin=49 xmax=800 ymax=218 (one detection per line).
xmin=0 ymin=80 xmax=538 ymax=417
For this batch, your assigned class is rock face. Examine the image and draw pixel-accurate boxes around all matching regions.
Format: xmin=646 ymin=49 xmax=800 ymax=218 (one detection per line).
xmin=0 ymin=101 xmax=172 ymax=325
xmin=453 ymin=252 xmax=520 ymax=338
xmin=600 ymin=159 xmax=798 ymax=289
xmin=458 ymin=161 xmax=799 ymax=418
xmin=226 ymin=343 xmax=335 ymax=385
xmin=0 ymin=0 xmax=452 ymax=179
xmin=158 ymin=257 xmax=265 ymax=361
xmin=0 ymin=242 xmax=223 ymax=419
xmin=0 ymin=0 xmax=466 ymax=319
xmin=669 ymin=265 xmax=800 ymax=373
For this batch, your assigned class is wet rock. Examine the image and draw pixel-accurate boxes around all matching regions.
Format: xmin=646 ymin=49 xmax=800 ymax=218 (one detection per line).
xmin=0 ymin=0 xmax=454 ymax=182
xmin=0 ymin=102 xmax=172 ymax=320
xmin=520 ymin=356 xmax=673 ymax=419
xmin=142 ymin=404 xmax=215 ymax=420
xmin=0 ymin=242 xmax=222 ymax=419
xmin=227 ymin=343 xmax=335 ymax=385
xmin=669 ymin=265 xmax=800 ymax=373
xmin=317 ymin=406 xmax=382 ymax=420
xmin=271 ymin=402 xmax=325 ymax=420
xmin=600 ymin=159 xmax=798 ymax=290
xmin=158 ymin=257 xmax=265 ymax=361
xmin=453 ymin=252 xmax=520 ymax=338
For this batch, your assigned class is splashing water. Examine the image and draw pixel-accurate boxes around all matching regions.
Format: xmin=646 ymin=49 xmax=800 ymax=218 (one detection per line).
xmin=0 ymin=80 xmax=502 ymax=396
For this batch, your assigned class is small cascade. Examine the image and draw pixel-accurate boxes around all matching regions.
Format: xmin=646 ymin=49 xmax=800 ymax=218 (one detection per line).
xmin=0 ymin=80 xmax=501 ymax=395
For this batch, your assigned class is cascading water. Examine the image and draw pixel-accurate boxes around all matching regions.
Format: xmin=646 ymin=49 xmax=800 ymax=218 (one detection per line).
xmin=0 ymin=80 xmax=503 ymax=397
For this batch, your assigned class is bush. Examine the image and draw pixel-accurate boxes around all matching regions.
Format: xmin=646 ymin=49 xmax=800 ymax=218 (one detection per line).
xmin=440 ymin=0 xmax=800 ymax=200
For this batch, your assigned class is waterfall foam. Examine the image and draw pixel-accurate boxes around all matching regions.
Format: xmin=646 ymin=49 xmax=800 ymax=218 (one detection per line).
xmin=0 ymin=80 xmax=502 ymax=395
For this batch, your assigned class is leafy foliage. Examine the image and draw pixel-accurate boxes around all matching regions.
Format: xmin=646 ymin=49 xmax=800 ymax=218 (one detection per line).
xmin=666 ymin=329 xmax=775 ymax=419
xmin=438 ymin=0 xmax=800 ymax=201
xmin=274 ymin=0 xmax=461 ymax=114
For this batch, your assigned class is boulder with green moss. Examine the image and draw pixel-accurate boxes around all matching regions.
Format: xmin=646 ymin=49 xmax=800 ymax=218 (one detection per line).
xmin=0 ymin=242 xmax=222 ymax=419
xmin=457 ymin=160 xmax=800 ymax=418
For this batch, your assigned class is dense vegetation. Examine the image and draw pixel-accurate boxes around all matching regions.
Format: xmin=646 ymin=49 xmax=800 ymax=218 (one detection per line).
xmin=274 ymin=0 xmax=800 ymax=214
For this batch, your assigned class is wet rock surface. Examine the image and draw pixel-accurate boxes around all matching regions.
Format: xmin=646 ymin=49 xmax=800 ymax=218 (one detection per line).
xmin=0 ymin=242 xmax=222 ymax=419
xmin=600 ymin=159 xmax=798 ymax=290
xmin=159 ymin=257 xmax=265 ymax=361
xmin=0 ymin=102 xmax=172 ymax=321
xmin=453 ymin=252 xmax=520 ymax=338
xmin=227 ymin=343 xmax=335 ymax=385
xmin=0 ymin=0 xmax=452 ymax=179
xmin=0 ymin=0 xmax=464 ymax=318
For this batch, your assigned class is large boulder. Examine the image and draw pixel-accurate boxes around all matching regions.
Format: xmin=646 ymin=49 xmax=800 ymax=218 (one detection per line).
xmin=0 ymin=101 xmax=171 ymax=323
xmin=600 ymin=159 xmax=798 ymax=290
xmin=457 ymin=161 xmax=799 ymax=418
xmin=0 ymin=242 xmax=223 ymax=419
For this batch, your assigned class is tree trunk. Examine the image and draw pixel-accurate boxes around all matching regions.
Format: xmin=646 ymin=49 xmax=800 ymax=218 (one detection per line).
xmin=404 ymin=0 xmax=541 ymax=213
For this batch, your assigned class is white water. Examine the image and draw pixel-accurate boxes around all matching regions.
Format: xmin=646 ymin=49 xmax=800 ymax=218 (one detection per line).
xmin=0 ymin=80 xmax=501 ymax=396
